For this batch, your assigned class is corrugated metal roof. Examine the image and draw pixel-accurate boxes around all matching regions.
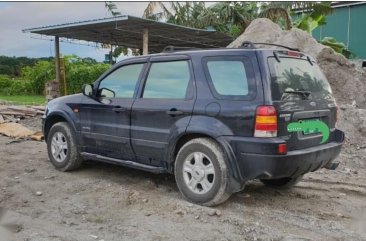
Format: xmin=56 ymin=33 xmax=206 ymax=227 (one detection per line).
xmin=23 ymin=15 xmax=234 ymax=53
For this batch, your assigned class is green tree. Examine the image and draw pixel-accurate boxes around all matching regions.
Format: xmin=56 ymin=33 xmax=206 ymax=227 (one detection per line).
xmin=22 ymin=60 xmax=55 ymax=94
xmin=199 ymin=2 xmax=259 ymax=37
xmin=320 ymin=37 xmax=354 ymax=59
xmin=293 ymin=2 xmax=333 ymax=34
xmin=105 ymin=1 xmax=121 ymax=17
xmin=143 ymin=1 xmax=334 ymax=37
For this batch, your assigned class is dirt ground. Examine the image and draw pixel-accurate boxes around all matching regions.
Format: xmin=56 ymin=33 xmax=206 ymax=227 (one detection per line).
xmin=0 ymin=116 xmax=365 ymax=241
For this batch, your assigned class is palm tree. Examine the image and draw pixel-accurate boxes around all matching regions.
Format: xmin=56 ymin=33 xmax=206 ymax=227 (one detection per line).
xmin=143 ymin=2 xmax=259 ymax=36
xmin=199 ymin=2 xmax=259 ymax=36
xmin=105 ymin=1 xmax=121 ymax=17
xmin=142 ymin=1 xmax=334 ymax=37
xmin=143 ymin=2 xmax=206 ymax=29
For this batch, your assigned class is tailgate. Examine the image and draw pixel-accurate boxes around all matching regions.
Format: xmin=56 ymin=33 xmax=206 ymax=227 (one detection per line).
xmin=274 ymin=100 xmax=337 ymax=150
xmin=267 ymin=53 xmax=337 ymax=151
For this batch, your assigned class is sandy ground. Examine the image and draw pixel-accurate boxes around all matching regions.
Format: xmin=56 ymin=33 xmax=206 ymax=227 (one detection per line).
xmin=0 ymin=117 xmax=365 ymax=241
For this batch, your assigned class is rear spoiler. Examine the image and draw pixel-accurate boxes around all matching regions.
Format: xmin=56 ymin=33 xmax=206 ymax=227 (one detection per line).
xmin=241 ymin=41 xmax=300 ymax=52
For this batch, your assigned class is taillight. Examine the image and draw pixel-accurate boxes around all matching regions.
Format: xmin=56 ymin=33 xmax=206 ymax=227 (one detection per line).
xmin=287 ymin=51 xmax=301 ymax=57
xmin=254 ymin=105 xmax=277 ymax=137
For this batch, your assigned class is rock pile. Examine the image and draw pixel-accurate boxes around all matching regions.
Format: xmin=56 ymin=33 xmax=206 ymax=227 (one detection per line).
xmin=228 ymin=18 xmax=366 ymax=108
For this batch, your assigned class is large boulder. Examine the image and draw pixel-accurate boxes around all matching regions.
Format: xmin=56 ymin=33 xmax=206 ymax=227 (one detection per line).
xmin=227 ymin=18 xmax=366 ymax=108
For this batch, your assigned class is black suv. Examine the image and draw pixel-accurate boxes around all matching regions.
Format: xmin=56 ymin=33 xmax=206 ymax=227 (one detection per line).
xmin=43 ymin=44 xmax=344 ymax=206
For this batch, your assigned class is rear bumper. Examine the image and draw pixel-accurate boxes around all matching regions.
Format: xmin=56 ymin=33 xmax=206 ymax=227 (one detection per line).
xmin=219 ymin=129 xmax=344 ymax=182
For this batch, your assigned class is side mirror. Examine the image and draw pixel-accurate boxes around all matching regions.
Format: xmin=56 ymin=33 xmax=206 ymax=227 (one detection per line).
xmin=99 ymin=88 xmax=115 ymax=98
xmin=82 ymin=84 xmax=94 ymax=97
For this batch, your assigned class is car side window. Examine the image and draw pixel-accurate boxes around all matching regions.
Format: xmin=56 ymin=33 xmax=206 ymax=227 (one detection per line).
xmin=98 ymin=64 xmax=144 ymax=98
xmin=207 ymin=60 xmax=248 ymax=95
xmin=142 ymin=61 xmax=191 ymax=99
xmin=203 ymin=56 xmax=257 ymax=100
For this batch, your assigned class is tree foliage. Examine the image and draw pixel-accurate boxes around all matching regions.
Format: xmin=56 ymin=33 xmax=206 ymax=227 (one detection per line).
xmin=0 ymin=56 xmax=111 ymax=96
xmin=142 ymin=1 xmax=335 ymax=38
xmin=63 ymin=55 xmax=110 ymax=94
xmin=293 ymin=2 xmax=333 ymax=34
xmin=105 ymin=1 xmax=121 ymax=17
xmin=320 ymin=37 xmax=354 ymax=59
xmin=0 ymin=75 xmax=33 ymax=95
xmin=0 ymin=56 xmax=53 ymax=77
xmin=199 ymin=2 xmax=259 ymax=37
xmin=22 ymin=60 xmax=55 ymax=94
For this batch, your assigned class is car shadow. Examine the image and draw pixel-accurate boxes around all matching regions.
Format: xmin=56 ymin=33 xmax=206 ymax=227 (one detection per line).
xmin=76 ymin=160 xmax=319 ymax=208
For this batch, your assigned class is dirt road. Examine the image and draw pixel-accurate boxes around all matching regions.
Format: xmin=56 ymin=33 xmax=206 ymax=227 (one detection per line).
xmin=0 ymin=118 xmax=365 ymax=241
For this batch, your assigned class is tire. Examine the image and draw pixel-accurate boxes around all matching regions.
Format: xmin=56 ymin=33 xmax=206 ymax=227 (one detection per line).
xmin=47 ymin=122 xmax=83 ymax=172
xmin=260 ymin=175 xmax=303 ymax=189
xmin=174 ymin=138 xmax=232 ymax=206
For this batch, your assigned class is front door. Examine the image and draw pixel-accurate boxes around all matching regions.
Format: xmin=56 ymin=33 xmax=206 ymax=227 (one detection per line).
xmin=80 ymin=62 xmax=146 ymax=160
xmin=131 ymin=57 xmax=195 ymax=166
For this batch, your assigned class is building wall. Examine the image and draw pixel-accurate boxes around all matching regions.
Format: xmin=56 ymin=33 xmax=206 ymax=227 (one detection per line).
xmin=312 ymin=3 xmax=366 ymax=59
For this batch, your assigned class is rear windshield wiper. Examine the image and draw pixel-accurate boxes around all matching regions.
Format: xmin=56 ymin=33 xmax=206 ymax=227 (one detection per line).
xmin=283 ymin=90 xmax=311 ymax=99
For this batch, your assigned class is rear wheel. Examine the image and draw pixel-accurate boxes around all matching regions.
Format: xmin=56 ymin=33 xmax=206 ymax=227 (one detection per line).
xmin=47 ymin=122 xmax=83 ymax=172
xmin=174 ymin=138 xmax=232 ymax=206
xmin=260 ymin=175 xmax=303 ymax=188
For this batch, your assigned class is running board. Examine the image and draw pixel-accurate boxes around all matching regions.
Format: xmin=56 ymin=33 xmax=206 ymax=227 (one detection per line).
xmin=80 ymin=152 xmax=167 ymax=174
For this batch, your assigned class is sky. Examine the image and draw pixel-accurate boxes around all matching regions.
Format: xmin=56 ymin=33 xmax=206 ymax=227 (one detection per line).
xmin=0 ymin=2 xmax=152 ymax=62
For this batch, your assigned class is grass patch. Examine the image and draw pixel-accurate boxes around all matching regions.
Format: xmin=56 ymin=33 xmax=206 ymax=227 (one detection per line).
xmin=0 ymin=95 xmax=46 ymax=105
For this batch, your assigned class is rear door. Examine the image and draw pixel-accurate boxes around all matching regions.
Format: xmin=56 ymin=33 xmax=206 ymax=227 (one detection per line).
xmin=130 ymin=55 xmax=195 ymax=166
xmin=267 ymin=52 xmax=337 ymax=150
xmin=199 ymin=52 xmax=263 ymax=137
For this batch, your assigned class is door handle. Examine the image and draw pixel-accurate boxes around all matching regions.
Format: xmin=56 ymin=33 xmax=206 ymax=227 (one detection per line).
xmin=112 ymin=106 xmax=126 ymax=113
xmin=166 ymin=108 xmax=184 ymax=116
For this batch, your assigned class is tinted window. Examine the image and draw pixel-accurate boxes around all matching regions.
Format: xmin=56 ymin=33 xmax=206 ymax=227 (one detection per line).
xmin=143 ymin=61 xmax=190 ymax=99
xmin=99 ymin=64 xmax=143 ymax=98
xmin=268 ymin=57 xmax=334 ymax=101
xmin=206 ymin=60 xmax=249 ymax=96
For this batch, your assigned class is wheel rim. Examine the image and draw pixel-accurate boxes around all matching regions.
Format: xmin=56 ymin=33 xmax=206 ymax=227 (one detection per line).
xmin=182 ymin=152 xmax=215 ymax=194
xmin=51 ymin=132 xmax=68 ymax=163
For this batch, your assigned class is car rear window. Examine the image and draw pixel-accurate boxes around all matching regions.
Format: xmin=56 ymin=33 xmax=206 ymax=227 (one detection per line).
xmin=268 ymin=57 xmax=334 ymax=101
xmin=203 ymin=56 xmax=256 ymax=100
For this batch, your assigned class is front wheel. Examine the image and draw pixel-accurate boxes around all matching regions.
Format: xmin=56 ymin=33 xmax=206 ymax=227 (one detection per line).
xmin=47 ymin=122 xmax=83 ymax=172
xmin=260 ymin=175 xmax=304 ymax=189
xmin=174 ymin=138 xmax=232 ymax=206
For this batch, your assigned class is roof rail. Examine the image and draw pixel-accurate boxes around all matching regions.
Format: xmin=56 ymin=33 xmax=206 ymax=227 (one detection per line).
xmin=241 ymin=41 xmax=300 ymax=52
xmin=162 ymin=45 xmax=200 ymax=53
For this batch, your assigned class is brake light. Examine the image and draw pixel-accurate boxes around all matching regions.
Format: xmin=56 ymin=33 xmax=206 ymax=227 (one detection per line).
xmin=254 ymin=105 xmax=277 ymax=137
xmin=287 ymin=51 xmax=301 ymax=57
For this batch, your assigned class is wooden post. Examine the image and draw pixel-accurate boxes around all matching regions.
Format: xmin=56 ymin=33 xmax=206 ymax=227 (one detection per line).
xmin=110 ymin=44 xmax=113 ymax=64
xmin=143 ymin=28 xmax=148 ymax=55
xmin=55 ymin=36 xmax=61 ymax=95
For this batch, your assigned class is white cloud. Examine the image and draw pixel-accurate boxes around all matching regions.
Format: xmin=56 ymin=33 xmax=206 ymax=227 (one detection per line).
xmin=0 ymin=2 xmax=149 ymax=61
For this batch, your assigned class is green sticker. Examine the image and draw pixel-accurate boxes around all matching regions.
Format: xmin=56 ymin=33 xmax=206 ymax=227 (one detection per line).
xmin=287 ymin=119 xmax=330 ymax=144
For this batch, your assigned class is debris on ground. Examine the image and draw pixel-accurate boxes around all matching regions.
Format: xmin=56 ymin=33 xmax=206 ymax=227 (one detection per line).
xmin=35 ymin=191 xmax=43 ymax=196
xmin=0 ymin=105 xmax=45 ymax=123
xmin=0 ymin=122 xmax=43 ymax=141
xmin=0 ymin=105 xmax=44 ymax=141
xmin=228 ymin=18 xmax=366 ymax=108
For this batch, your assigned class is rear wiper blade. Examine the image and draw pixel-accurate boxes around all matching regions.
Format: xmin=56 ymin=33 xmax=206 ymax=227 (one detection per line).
xmin=284 ymin=90 xmax=311 ymax=98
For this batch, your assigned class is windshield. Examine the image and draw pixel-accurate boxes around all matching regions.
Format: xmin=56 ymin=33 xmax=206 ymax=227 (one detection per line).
xmin=268 ymin=57 xmax=334 ymax=101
